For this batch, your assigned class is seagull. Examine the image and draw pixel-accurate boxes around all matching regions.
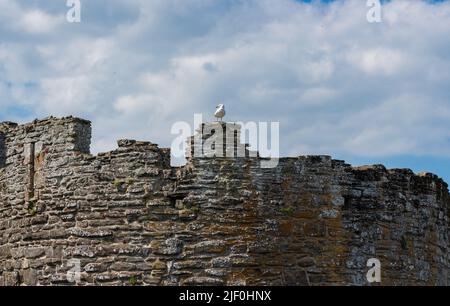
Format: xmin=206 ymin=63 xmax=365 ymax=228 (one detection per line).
xmin=214 ymin=104 xmax=225 ymax=121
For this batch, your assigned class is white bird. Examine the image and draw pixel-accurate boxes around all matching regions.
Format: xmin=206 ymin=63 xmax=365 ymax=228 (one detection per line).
xmin=214 ymin=104 xmax=226 ymax=121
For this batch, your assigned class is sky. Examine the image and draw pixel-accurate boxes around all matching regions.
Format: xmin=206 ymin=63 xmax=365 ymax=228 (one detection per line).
xmin=0 ymin=0 xmax=449 ymax=183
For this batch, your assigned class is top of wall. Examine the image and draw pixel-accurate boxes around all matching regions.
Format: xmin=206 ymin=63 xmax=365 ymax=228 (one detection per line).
xmin=0 ymin=116 xmax=90 ymax=132
xmin=0 ymin=116 xmax=92 ymax=168
xmin=0 ymin=116 xmax=448 ymax=191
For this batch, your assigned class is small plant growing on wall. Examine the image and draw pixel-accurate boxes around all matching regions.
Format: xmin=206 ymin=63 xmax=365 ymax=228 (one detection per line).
xmin=27 ymin=201 xmax=37 ymax=216
xmin=113 ymin=177 xmax=134 ymax=192
xmin=280 ymin=206 xmax=295 ymax=216
xmin=190 ymin=206 xmax=200 ymax=213
xmin=129 ymin=276 xmax=138 ymax=286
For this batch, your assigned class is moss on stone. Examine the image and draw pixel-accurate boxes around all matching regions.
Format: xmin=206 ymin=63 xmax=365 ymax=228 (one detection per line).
xmin=280 ymin=206 xmax=295 ymax=216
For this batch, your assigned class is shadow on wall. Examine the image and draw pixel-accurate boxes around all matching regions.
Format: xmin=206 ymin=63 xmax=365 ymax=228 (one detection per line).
xmin=0 ymin=132 xmax=5 ymax=168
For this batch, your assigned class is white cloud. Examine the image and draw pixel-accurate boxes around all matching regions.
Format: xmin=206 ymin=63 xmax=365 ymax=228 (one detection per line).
xmin=40 ymin=76 xmax=95 ymax=113
xmin=19 ymin=9 xmax=62 ymax=34
xmin=348 ymin=48 xmax=407 ymax=76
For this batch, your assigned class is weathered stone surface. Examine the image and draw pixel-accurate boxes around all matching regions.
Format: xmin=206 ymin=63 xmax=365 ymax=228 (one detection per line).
xmin=3 ymin=271 xmax=19 ymax=286
xmin=24 ymin=247 xmax=46 ymax=259
xmin=67 ymin=228 xmax=113 ymax=238
xmin=181 ymin=276 xmax=224 ymax=286
xmin=0 ymin=117 xmax=448 ymax=286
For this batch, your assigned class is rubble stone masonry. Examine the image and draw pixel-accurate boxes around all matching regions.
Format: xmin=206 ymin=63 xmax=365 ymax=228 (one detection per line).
xmin=0 ymin=117 xmax=448 ymax=286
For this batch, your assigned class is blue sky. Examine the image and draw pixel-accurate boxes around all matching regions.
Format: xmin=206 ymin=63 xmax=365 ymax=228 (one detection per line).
xmin=0 ymin=0 xmax=449 ymax=183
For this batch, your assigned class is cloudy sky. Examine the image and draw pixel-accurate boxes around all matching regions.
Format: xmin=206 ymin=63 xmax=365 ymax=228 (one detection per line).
xmin=0 ymin=0 xmax=449 ymax=182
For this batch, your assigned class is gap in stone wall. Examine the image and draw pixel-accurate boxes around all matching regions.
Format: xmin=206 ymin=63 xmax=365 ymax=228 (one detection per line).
xmin=25 ymin=142 xmax=36 ymax=202
xmin=0 ymin=133 xmax=5 ymax=168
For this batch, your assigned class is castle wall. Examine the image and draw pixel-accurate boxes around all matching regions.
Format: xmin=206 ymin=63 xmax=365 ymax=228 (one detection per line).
xmin=0 ymin=117 xmax=448 ymax=286
xmin=175 ymin=157 xmax=449 ymax=286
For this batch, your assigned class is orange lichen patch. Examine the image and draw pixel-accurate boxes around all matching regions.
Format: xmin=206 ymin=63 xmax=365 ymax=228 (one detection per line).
xmin=281 ymin=176 xmax=293 ymax=190
xmin=320 ymin=193 xmax=333 ymax=205
xmin=303 ymin=220 xmax=327 ymax=237
xmin=329 ymin=243 xmax=348 ymax=254
xmin=326 ymin=228 xmax=342 ymax=238
xmin=279 ymin=220 xmax=294 ymax=236
xmin=294 ymin=210 xmax=316 ymax=219
xmin=381 ymin=225 xmax=391 ymax=239
xmin=325 ymin=216 xmax=342 ymax=227
xmin=200 ymin=224 xmax=245 ymax=236
xmin=298 ymin=192 xmax=314 ymax=206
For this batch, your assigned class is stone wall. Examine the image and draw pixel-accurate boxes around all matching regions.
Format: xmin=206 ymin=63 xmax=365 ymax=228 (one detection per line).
xmin=0 ymin=117 xmax=448 ymax=286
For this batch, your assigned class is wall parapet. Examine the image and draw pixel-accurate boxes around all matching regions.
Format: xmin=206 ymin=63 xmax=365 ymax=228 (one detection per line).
xmin=0 ymin=117 xmax=448 ymax=286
